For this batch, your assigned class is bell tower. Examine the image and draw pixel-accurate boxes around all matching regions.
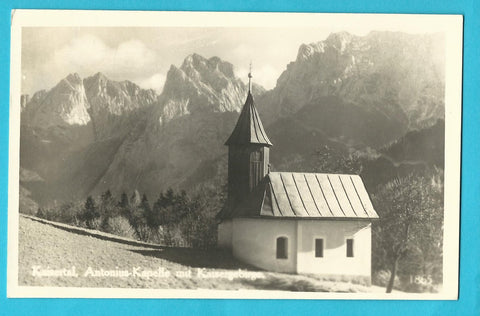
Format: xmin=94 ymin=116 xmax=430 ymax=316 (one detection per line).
xmin=225 ymin=67 xmax=272 ymax=207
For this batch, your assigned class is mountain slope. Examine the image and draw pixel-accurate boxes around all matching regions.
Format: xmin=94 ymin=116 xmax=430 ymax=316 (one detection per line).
xmin=20 ymin=73 xmax=158 ymax=205
xmin=360 ymin=119 xmax=445 ymax=190
xmin=258 ymin=31 xmax=445 ymax=148
xmin=91 ymin=54 xmax=257 ymax=198
xmin=83 ymin=72 xmax=157 ymax=140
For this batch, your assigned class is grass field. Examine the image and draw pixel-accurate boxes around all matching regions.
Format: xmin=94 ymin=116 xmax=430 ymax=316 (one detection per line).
xmin=18 ymin=216 xmax=388 ymax=292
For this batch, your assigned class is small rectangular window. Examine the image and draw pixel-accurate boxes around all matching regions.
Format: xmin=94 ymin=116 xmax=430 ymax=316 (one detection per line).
xmin=276 ymin=237 xmax=288 ymax=259
xmin=315 ymin=239 xmax=324 ymax=257
xmin=346 ymin=239 xmax=354 ymax=257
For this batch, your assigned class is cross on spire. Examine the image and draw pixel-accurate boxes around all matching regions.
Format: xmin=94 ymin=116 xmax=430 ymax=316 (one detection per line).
xmin=248 ymin=61 xmax=253 ymax=93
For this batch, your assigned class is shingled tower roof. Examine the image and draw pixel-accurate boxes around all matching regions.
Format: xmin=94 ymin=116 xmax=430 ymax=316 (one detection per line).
xmin=225 ymin=91 xmax=273 ymax=146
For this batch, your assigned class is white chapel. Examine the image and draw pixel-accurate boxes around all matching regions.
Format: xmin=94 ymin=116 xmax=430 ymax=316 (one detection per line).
xmin=217 ymin=73 xmax=379 ymax=284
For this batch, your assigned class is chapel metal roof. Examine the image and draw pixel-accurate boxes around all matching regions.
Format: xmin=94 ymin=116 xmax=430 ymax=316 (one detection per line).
xmin=225 ymin=92 xmax=273 ymax=146
xmin=221 ymin=172 xmax=378 ymax=220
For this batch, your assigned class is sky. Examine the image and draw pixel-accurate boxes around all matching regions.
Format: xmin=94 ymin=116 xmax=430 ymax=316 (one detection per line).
xmin=21 ymin=25 xmax=441 ymax=95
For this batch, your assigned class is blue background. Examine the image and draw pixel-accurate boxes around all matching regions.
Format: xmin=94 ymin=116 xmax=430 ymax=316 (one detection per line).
xmin=0 ymin=1 xmax=478 ymax=315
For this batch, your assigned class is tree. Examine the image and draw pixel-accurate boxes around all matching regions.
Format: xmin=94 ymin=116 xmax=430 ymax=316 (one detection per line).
xmin=99 ymin=190 xmax=117 ymax=230
xmin=118 ymin=192 xmax=129 ymax=218
xmin=372 ymin=172 xmax=443 ymax=293
xmin=127 ymin=190 xmax=143 ymax=227
xmin=149 ymin=188 xmax=190 ymax=245
xmin=127 ymin=193 xmax=151 ymax=241
xmin=313 ymin=145 xmax=364 ymax=174
xmin=140 ymin=194 xmax=151 ymax=215
xmin=82 ymin=196 xmax=100 ymax=229
xmin=179 ymin=183 xmax=225 ymax=249
xmin=58 ymin=201 xmax=83 ymax=225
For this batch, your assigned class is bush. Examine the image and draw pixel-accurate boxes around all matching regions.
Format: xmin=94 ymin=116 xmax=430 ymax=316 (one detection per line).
xmin=145 ymin=227 xmax=163 ymax=244
xmin=58 ymin=202 xmax=83 ymax=225
xmin=103 ymin=216 xmax=136 ymax=239
xmin=86 ymin=217 xmax=103 ymax=231
xmin=134 ymin=224 xmax=151 ymax=242
xmin=36 ymin=207 xmax=55 ymax=221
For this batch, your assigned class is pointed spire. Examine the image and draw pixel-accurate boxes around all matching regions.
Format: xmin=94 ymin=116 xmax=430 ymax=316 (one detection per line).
xmin=225 ymin=70 xmax=272 ymax=147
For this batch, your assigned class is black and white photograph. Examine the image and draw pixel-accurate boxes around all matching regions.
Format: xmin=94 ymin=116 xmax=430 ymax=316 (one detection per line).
xmin=7 ymin=10 xmax=462 ymax=299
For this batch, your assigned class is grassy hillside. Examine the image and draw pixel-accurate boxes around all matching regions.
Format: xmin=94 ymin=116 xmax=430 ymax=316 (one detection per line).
xmin=18 ymin=216 xmax=388 ymax=292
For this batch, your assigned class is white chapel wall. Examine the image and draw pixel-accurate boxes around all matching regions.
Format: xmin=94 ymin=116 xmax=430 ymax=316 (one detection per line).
xmin=231 ymin=218 xmax=297 ymax=273
xmin=296 ymin=220 xmax=371 ymax=277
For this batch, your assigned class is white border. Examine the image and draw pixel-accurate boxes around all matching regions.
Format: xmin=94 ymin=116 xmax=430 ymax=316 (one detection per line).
xmin=8 ymin=10 xmax=463 ymax=299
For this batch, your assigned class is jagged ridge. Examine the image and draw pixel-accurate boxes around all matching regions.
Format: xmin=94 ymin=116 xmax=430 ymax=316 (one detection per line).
xmin=19 ymin=32 xmax=445 ymax=208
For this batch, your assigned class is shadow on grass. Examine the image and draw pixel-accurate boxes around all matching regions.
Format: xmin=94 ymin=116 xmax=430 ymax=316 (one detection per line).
xmin=240 ymin=276 xmax=332 ymax=292
xmin=129 ymin=248 xmax=259 ymax=270
xmin=130 ymin=247 xmax=359 ymax=292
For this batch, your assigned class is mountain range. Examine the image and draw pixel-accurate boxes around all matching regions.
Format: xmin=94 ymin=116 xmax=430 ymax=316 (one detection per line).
xmin=19 ymin=31 xmax=445 ymax=210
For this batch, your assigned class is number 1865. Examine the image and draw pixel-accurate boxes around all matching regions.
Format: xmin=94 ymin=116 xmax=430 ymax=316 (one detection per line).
xmin=409 ymin=275 xmax=432 ymax=285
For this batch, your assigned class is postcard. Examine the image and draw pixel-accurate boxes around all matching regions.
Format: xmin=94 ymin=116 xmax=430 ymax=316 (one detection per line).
xmin=8 ymin=10 xmax=463 ymax=299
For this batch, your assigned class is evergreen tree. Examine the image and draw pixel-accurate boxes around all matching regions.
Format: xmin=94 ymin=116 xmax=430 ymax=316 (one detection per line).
xmin=83 ymin=196 xmax=100 ymax=229
xmin=140 ymin=194 xmax=151 ymax=214
xmin=127 ymin=193 xmax=150 ymax=241
xmin=118 ymin=192 xmax=129 ymax=218
xmin=99 ymin=190 xmax=117 ymax=229
xmin=36 ymin=207 xmax=45 ymax=219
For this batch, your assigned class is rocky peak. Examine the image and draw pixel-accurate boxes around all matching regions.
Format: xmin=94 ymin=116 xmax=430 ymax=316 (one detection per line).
xmin=181 ymin=54 xmax=235 ymax=79
xmin=23 ymin=73 xmax=91 ymax=127
xmin=67 ymin=72 xmax=82 ymax=82
xmin=263 ymin=31 xmax=445 ymax=131
xmin=296 ymin=42 xmax=326 ymax=61
xmin=324 ymin=31 xmax=355 ymax=52
xmin=81 ymin=72 xmax=158 ymax=140
xmin=92 ymin=71 xmax=108 ymax=81
xmin=296 ymin=32 xmax=356 ymax=62
xmin=22 ymin=71 xmax=158 ymax=141
xmin=56 ymin=73 xmax=84 ymax=93
xmin=30 ymin=89 xmax=47 ymax=103
xmin=155 ymin=54 xmax=257 ymax=126
xmin=83 ymin=72 xmax=157 ymax=117
xmin=178 ymin=54 xmax=237 ymax=95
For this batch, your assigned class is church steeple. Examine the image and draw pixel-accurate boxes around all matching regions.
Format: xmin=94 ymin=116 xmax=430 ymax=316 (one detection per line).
xmin=225 ymin=66 xmax=272 ymax=147
xmin=224 ymin=92 xmax=272 ymax=147
xmin=225 ymin=70 xmax=272 ymax=207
